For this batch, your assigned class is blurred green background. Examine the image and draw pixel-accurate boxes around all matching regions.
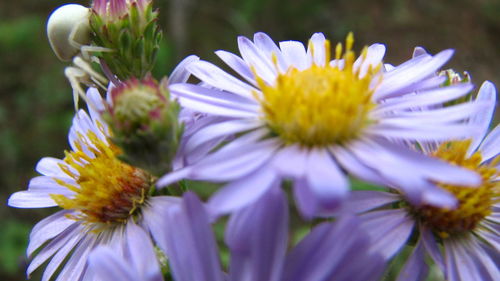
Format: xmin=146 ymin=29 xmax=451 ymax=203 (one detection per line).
xmin=1 ymin=0 xmax=499 ymax=280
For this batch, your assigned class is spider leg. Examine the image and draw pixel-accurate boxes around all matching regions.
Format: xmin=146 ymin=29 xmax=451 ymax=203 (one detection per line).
xmin=73 ymin=56 xmax=108 ymax=86
xmin=64 ymin=66 xmax=90 ymax=110
xmin=89 ymin=75 xmax=108 ymax=90
xmin=80 ymin=45 xmax=114 ymax=62
xmin=67 ymin=18 xmax=90 ymax=55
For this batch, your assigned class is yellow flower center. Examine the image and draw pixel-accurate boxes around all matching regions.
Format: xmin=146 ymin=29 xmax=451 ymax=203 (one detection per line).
xmin=414 ymin=140 xmax=499 ymax=238
xmin=51 ymin=124 xmax=153 ymax=225
xmin=256 ymin=33 xmax=379 ymax=147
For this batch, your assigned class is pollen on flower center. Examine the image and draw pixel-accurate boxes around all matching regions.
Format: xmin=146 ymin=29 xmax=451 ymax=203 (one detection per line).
xmin=414 ymin=140 xmax=499 ymax=238
xmin=51 ymin=127 xmax=153 ymax=224
xmin=256 ymin=33 xmax=378 ymax=147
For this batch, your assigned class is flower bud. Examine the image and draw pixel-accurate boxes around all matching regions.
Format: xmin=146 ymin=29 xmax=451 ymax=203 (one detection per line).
xmin=439 ymin=69 xmax=471 ymax=86
xmin=437 ymin=69 xmax=473 ymax=107
xmin=90 ymin=0 xmax=162 ymax=80
xmin=104 ymin=76 xmax=182 ymax=176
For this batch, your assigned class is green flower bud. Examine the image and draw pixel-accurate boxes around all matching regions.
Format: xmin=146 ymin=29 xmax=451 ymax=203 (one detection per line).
xmin=90 ymin=0 xmax=162 ymax=80
xmin=439 ymin=69 xmax=471 ymax=86
xmin=439 ymin=69 xmax=473 ymax=106
xmin=104 ymin=76 xmax=183 ymax=176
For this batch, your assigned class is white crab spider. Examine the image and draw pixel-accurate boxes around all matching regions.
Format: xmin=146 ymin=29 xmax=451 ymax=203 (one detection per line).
xmin=47 ymin=4 xmax=112 ymax=109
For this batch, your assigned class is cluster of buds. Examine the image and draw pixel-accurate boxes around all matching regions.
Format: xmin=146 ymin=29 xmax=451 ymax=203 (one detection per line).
xmin=103 ymin=76 xmax=183 ymax=176
xmin=90 ymin=0 xmax=162 ymax=80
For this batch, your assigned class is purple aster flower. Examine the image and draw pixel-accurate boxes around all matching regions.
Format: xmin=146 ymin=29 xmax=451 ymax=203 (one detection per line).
xmin=159 ymin=32 xmax=484 ymax=218
xmin=343 ymin=81 xmax=499 ymax=281
xmin=158 ymin=190 xmax=385 ymax=281
xmin=88 ymin=222 xmax=163 ymax=281
xmin=8 ymin=89 xmax=181 ymax=281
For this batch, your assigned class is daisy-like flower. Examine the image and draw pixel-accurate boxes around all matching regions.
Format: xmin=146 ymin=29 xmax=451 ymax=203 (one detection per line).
xmin=158 ymin=190 xmax=385 ymax=281
xmin=344 ymin=81 xmax=499 ymax=281
xmin=6 ymin=52 xmax=199 ymax=280
xmin=160 ymin=32 xmax=485 ymax=218
xmin=88 ymin=222 xmax=163 ymax=281
xmin=8 ymin=89 xmax=181 ymax=281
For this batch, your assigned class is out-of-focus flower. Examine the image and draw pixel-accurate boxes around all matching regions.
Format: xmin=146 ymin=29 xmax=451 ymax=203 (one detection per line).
xmin=8 ymin=90 xmax=180 ymax=281
xmin=90 ymin=0 xmax=162 ymax=80
xmin=88 ymin=222 xmax=163 ymax=281
xmin=158 ymin=190 xmax=385 ymax=281
xmin=343 ymin=81 xmax=499 ymax=281
xmin=159 ymin=32 xmax=484 ymax=218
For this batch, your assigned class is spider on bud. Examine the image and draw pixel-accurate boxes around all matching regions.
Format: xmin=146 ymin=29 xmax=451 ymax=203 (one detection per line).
xmin=46 ymin=4 xmax=112 ymax=109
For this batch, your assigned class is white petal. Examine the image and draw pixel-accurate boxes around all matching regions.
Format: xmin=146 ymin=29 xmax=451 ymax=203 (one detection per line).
xmin=215 ymin=50 xmax=257 ymax=85
xmin=373 ymin=83 xmax=474 ymax=116
xmin=162 ymin=128 xmax=277 ymax=188
xmin=376 ymin=50 xmax=453 ymax=99
xmin=253 ymin=32 xmax=287 ymax=71
xmin=367 ymin=123 xmax=482 ymax=141
xmin=381 ymin=100 xmax=489 ymax=123
xmin=279 ymin=40 xmax=309 ymax=71
xmin=171 ymin=83 xmax=259 ymax=117
xmin=35 ymin=157 xmax=68 ymax=177
xmin=354 ymin=43 xmax=386 ymax=78
xmin=27 ymin=223 xmax=83 ymax=277
xmin=41 ymin=228 xmax=90 ymax=281
xmin=27 ymin=210 xmax=75 ymax=256
xmin=307 ymin=33 xmax=327 ymax=66
xmin=54 ymin=235 xmax=97 ymax=281
xmin=479 ymin=123 xmax=500 ymax=162
xmin=8 ymin=190 xmax=58 ymax=208
xmin=184 ymin=119 xmax=262 ymax=153
xmin=386 ymin=75 xmax=447 ymax=97
xmin=178 ymin=96 xmax=258 ymax=118
xmin=86 ymin=87 xmax=107 ymax=123
xmin=468 ymin=81 xmax=497 ymax=155
xmin=345 ymin=139 xmax=479 ymax=205
xmin=187 ymin=60 xmax=258 ymax=99
xmin=27 ymin=176 xmax=74 ymax=195
xmin=169 ymin=55 xmax=200 ymax=83
xmin=190 ymin=138 xmax=279 ymax=182
xmin=238 ymin=36 xmax=277 ymax=83
xmin=365 ymin=138 xmax=481 ymax=186
xmin=330 ymin=145 xmax=388 ymax=186
xmin=412 ymin=46 xmax=428 ymax=57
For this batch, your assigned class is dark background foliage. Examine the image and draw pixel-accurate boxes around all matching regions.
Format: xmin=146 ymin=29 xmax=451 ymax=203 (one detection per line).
xmin=1 ymin=0 xmax=499 ymax=280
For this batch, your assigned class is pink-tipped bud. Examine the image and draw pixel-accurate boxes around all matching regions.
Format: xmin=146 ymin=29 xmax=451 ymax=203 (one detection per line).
xmin=90 ymin=0 xmax=160 ymax=80
xmin=92 ymin=0 xmax=107 ymax=16
xmin=103 ymin=76 xmax=182 ymax=175
xmin=109 ymin=0 xmax=127 ymax=19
